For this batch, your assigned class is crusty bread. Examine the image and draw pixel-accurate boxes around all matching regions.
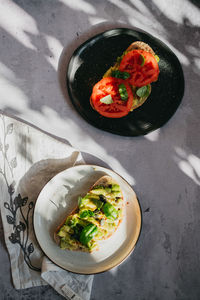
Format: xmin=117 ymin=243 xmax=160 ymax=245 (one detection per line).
xmin=103 ymin=41 xmax=155 ymax=78
xmin=126 ymin=41 xmax=155 ymax=55
xmin=54 ymin=175 xmax=124 ymax=252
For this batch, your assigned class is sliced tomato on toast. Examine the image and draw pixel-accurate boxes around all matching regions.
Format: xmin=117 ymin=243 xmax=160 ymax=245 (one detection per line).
xmin=119 ymin=49 xmax=159 ymax=87
xmin=90 ymin=77 xmax=133 ymax=118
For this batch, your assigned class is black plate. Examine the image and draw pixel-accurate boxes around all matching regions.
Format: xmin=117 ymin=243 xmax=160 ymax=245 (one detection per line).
xmin=67 ymin=28 xmax=184 ymax=136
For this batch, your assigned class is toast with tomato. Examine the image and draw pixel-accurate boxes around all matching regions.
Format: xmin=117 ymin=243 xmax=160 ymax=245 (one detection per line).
xmin=54 ymin=175 xmax=124 ymax=253
xmin=90 ymin=41 xmax=159 ymax=118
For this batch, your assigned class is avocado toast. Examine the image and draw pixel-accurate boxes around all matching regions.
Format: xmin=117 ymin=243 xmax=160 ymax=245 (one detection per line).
xmin=54 ymin=176 xmax=124 ymax=253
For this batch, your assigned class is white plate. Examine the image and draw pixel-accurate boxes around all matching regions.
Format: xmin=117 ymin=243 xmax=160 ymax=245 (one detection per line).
xmin=33 ymin=164 xmax=142 ymax=274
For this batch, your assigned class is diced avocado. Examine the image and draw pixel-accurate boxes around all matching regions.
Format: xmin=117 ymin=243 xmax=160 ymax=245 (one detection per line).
xmin=79 ymin=210 xmax=94 ymax=219
xmin=62 ymin=225 xmax=72 ymax=232
xmin=92 ymin=184 xmax=120 ymax=194
xmin=58 ymin=224 xmax=74 ymax=236
xmin=67 ymin=216 xmax=78 ymax=227
xmin=79 ymin=193 xmax=104 ymax=210
xmin=75 ymin=217 xmax=88 ymax=227
xmin=58 ymin=230 xmax=68 ymax=238
xmin=86 ymin=217 xmax=100 ymax=226
xmin=105 ymin=187 xmax=112 ymax=193
xmin=78 ymin=196 xmax=90 ymax=208
xmin=85 ymin=190 xmax=99 ymax=200
xmin=79 ymin=196 xmax=98 ymax=210
xmin=65 ymin=215 xmax=73 ymax=225
xmin=87 ymin=202 xmax=98 ymax=210
xmin=87 ymin=194 xmax=100 ymax=200
xmin=92 ymin=185 xmax=102 ymax=189
xmin=60 ymin=238 xmax=69 ymax=249
xmin=70 ymin=222 xmax=84 ymax=240
xmin=90 ymin=188 xmax=107 ymax=196
xmin=92 ymin=199 xmax=104 ymax=209
xmin=66 ymin=215 xmax=87 ymax=229
xmin=95 ymin=228 xmax=105 ymax=239
xmin=111 ymin=191 xmax=121 ymax=197
xmin=87 ymin=240 xmax=98 ymax=251
xmin=111 ymin=184 xmax=120 ymax=192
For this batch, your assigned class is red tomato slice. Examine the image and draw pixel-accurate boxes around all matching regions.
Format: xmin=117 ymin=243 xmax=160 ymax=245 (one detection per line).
xmin=90 ymin=77 xmax=133 ymax=118
xmin=119 ymin=50 xmax=159 ymax=87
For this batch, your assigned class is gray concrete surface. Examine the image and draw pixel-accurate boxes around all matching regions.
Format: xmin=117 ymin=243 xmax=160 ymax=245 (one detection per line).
xmin=0 ymin=0 xmax=200 ymax=299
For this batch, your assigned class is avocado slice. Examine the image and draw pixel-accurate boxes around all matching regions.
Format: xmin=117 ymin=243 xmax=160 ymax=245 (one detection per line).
xmin=79 ymin=196 xmax=98 ymax=210
xmin=60 ymin=238 xmax=70 ymax=249
xmin=58 ymin=230 xmax=68 ymax=238
xmin=111 ymin=184 xmax=120 ymax=192
xmin=90 ymin=188 xmax=107 ymax=196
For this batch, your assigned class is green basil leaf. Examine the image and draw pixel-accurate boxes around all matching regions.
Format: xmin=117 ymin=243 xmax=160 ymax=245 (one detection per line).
xmin=140 ymin=54 xmax=145 ymax=67
xmin=118 ymin=84 xmax=128 ymax=101
xmin=88 ymin=210 xmax=95 ymax=217
xmin=100 ymin=94 xmax=113 ymax=104
xmin=102 ymin=203 xmax=118 ymax=220
xmin=123 ymin=72 xmax=130 ymax=79
xmin=80 ymin=210 xmax=94 ymax=219
xmin=136 ymin=85 xmax=150 ymax=98
xmin=111 ymin=70 xmax=130 ymax=79
xmin=79 ymin=224 xmax=98 ymax=245
xmin=79 ymin=210 xmax=89 ymax=218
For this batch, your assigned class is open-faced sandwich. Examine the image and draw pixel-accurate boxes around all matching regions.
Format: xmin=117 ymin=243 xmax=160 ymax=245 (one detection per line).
xmin=54 ymin=175 xmax=124 ymax=252
xmin=90 ymin=41 xmax=159 ymax=118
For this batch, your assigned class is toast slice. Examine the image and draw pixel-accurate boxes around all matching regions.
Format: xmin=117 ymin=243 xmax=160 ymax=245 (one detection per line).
xmin=103 ymin=41 xmax=156 ymax=111
xmin=54 ymin=175 xmax=124 ymax=252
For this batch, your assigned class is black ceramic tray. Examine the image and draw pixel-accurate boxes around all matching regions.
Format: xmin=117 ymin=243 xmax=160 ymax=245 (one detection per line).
xmin=67 ymin=28 xmax=184 ymax=136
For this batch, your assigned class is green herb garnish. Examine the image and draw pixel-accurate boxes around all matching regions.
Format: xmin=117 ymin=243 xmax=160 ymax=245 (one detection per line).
xmin=100 ymin=94 xmax=113 ymax=104
xmin=140 ymin=54 xmax=145 ymax=67
xmin=118 ymin=84 xmax=128 ymax=101
xmin=136 ymin=85 xmax=150 ymax=98
xmin=111 ymin=70 xmax=130 ymax=79
xmin=102 ymin=203 xmax=118 ymax=220
xmin=79 ymin=210 xmax=94 ymax=219
xmin=79 ymin=224 xmax=98 ymax=246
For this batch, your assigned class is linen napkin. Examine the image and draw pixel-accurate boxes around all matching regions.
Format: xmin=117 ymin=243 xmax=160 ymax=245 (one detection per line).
xmin=0 ymin=113 xmax=93 ymax=300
